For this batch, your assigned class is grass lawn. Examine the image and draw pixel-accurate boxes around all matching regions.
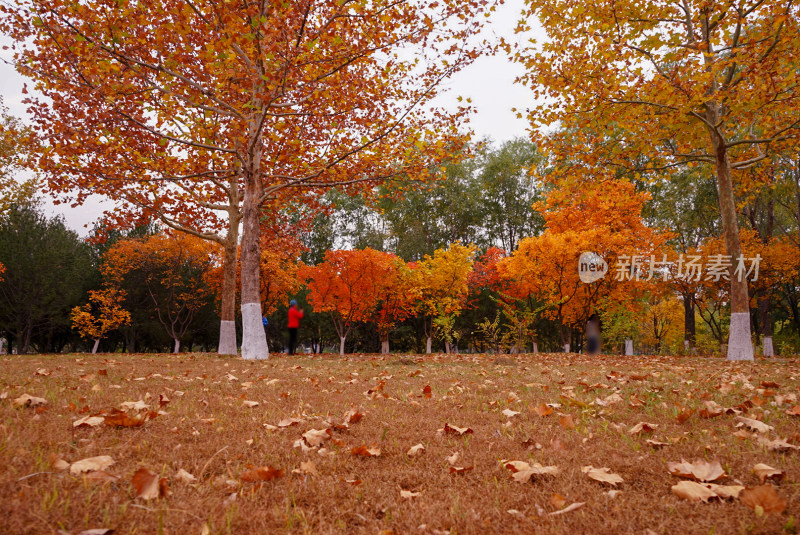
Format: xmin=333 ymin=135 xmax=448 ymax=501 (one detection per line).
xmin=1 ymin=352 xmax=799 ymax=534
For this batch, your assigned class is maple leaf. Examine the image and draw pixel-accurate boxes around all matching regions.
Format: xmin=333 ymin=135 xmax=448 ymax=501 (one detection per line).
xmin=351 ymin=444 xmax=381 ymax=457
xmin=666 ymin=459 xmax=726 ymax=482
xmin=752 ymin=463 xmax=784 ymax=484
xmin=740 ymin=485 xmax=787 ymax=514
xmin=240 ymin=466 xmax=284 ymax=482
xmin=510 ymin=463 xmax=559 ymax=483
xmin=582 ymin=466 xmax=623 ymax=486
xmin=302 ymin=429 xmax=332 ymax=448
xmin=132 ymin=468 xmax=168 ymax=500
xmin=70 ymin=456 xmax=115 ymax=475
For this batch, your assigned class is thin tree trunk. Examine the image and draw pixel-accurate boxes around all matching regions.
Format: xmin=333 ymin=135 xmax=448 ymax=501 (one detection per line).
xmin=426 ymin=336 xmax=432 ymax=354
xmin=218 ymin=230 xmax=239 ymax=355
xmin=706 ymin=104 xmax=753 ymax=361
xmin=91 ymin=339 xmax=100 ymax=354
xmin=339 ymin=336 xmax=346 ymax=356
xmin=240 ymin=170 xmax=269 ymax=360
xmin=683 ymin=293 xmax=696 ymax=353
xmin=380 ymin=334 xmax=389 ymax=354
xmin=173 ymin=338 xmax=180 ymax=354
xmin=758 ymin=296 xmax=774 ymax=357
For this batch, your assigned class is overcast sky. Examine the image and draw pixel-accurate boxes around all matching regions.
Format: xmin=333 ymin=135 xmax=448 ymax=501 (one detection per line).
xmin=0 ymin=0 xmax=537 ymax=235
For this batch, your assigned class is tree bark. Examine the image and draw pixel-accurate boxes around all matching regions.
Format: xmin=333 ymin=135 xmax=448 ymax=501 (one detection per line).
xmin=339 ymin=336 xmax=346 ymax=356
xmin=426 ymin=336 xmax=432 ymax=354
xmin=218 ymin=228 xmax=240 ymax=355
xmin=91 ymin=338 xmax=100 ymax=354
xmin=173 ymin=338 xmax=180 ymax=354
xmin=380 ymin=335 xmax=389 ymax=354
xmin=683 ymin=292 xmax=696 ymax=353
xmin=705 ymin=103 xmax=753 ymax=361
xmin=758 ymin=296 xmax=774 ymax=357
xmin=240 ymin=168 xmax=269 ymax=360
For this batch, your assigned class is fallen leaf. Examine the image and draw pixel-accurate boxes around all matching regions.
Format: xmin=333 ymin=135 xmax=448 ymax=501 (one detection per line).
xmin=351 ymin=444 xmax=381 ymax=457
xmin=628 ymin=422 xmax=658 ymax=434
xmin=343 ymin=478 xmax=362 ymax=486
xmin=13 ymin=394 xmax=47 ymax=408
xmin=343 ymin=408 xmax=364 ymax=424
xmin=671 ymin=481 xmax=743 ymax=502
xmin=502 ymin=409 xmax=520 ymax=418
xmin=582 ymin=466 xmax=623 ymax=486
xmin=534 ymin=403 xmax=553 ymax=417
xmin=676 ymin=408 xmax=694 ymax=423
xmin=740 ymin=485 xmax=787 ymax=514
xmin=667 ymin=459 xmax=726 ymax=482
xmin=699 ymin=400 xmax=723 ymax=418
xmin=550 ymin=493 xmax=567 ymax=509
xmin=240 ymin=466 xmax=284 ymax=482
xmin=446 ymin=452 xmax=460 ymax=465
xmin=302 ymin=428 xmax=332 ymax=448
xmin=104 ymin=409 xmax=148 ymax=428
xmin=70 ymin=456 xmax=115 ymax=475
xmin=752 ymin=463 xmax=785 ymax=484
xmin=757 ymin=436 xmax=800 ymax=452
xmin=449 ymin=465 xmax=474 ymax=475
xmin=512 ymin=464 xmax=559 ymax=483
xmin=443 ymin=423 xmax=473 ymax=436
xmin=785 ymin=405 xmax=800 ymax=416
xmin=735 ymin=416 xmax=773 ymax=434
xmin=242 ymin=400 xmax=259 ymax=408
xmin=422 ymin=385 xmax=432 ymax=398
xmin=83 ymin=470 xmax=120 ymax=485
xmin=646 ymin=439 xmax=669 ymax=448
xmin=119 ymin=400 xmax=149 ymax=411
xmin=548 ymin=502 xmax=585 ymax=516
xmin=276 ymin=418 xmax=301 ymax=428
xmin=131 ymin=468 xmax=168 ymax=500
xmin=175 ymin=468 xmax=196 ymax=484
xmin=292 ymin=461 xmax=318 ymax=476
xmin=407 ymin=444 xmax=426 ymax=457
xmin=73 ymin=415 xmax=105 ymax=428
xmin=400 ymin=489 xmax=422 ymax=499
xmin=558 ymin=414 xmax=575 ymax=430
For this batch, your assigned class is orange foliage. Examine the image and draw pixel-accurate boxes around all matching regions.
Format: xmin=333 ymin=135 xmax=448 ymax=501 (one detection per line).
xmin=69 ymin=287 xmax=130 ymax=347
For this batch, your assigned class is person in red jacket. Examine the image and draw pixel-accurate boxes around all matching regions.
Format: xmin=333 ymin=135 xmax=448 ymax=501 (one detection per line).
xmin=287 ymin=299 xmax=304 ymax=355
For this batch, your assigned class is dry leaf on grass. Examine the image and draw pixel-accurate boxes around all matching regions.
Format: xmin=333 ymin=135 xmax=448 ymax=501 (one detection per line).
xmin=502 ymin=409 xmax=520 ymax=418
xmin=511 ymin=463 xmax=559 ymax=483
xmin=740 ymin=485 xmax=787 ymax=514
xmin=342 ymin=478 xmax=362 ymax=486
xmin=242 ymin=400 xmax=259 ymax=408
xmin=400 ymin=490 xmax=422 ymax=499
xmin=752 ymin=463 xmax=784 ymax=484
xmin=276 ymin=418 xmax=301 ymax=428
xmin=449 ymin=465 xmax=473 ymax=475
xmin=629 ymin=422 xmax=658 ymax=434
xmin=699 ymin=401 xmax=724 ymax=418
xmin=13 ymin=394 xmax=47 ymax=408
xmin=534 ymin=404 xmax=553 ymax=417
xmin=351 ymin=444 xmax=381 ymax=457
xmin=175 ymin=468 xmax=196 ymax=484
xmin=131 ymin=468 xmax=168 ymax=500
xmin=446 ymin=452 xmax=460 ymax=465
xmin=104 ymin=409 xmax=150 ymax=428
xmin=422 ymin=385 xmax=432 ymax=398
xmin=646 ymin=439 xmax=669 ymax=448
xmin=550 ymin=493 xmax=567 ymax=508
xmin=70 ymin=456 xmax=115 ymax=475
xmin=302 ymin=428 xmax=332 ymax=448
xmin=240 ymin=466 xmax=284 ymax=482
xmin=73 ymin=415 xmax=104 ymax=428
xmin=343 ymin=408 xmax=364 ymax=424
xmin=757 ymin=436 xmax=800 ymax=452
xmin=443 ymin=423 xmax=473 ymax=436
xmin=667 ymin=459 xmax=726 ymax=482
xmin=292 ymin=461 xmax=318 ymax=476
xmin=676 ymin=408 xmax=694 ymax=423
xmin=548 ymin=502 xmax=585 ymax=516
xmin=407 ymin=444 xmax=425 ymax=457
xmin=735 ymin=416 xmax=773 ymax=433
xmin=671 ymin=481 xmax=744 ymax=502
xmin=84 ymin=470 xmax=120 ymax=485
xmin=558 ymin=414 xmax=575 ymax=429
xmin=582 ymin=466 xmax=623 ymax=486
xmin=119 ymin=400 xmax=149 ymax=411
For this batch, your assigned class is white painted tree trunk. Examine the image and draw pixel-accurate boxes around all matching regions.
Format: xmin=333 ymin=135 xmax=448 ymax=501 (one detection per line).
xmin=727 ymin=313 xmax=754 ymax=361
xmin=0 ymin=338 xmax=4 ymax=354
xmin=218 ymin=320 xmax=237 ymax=355
xmin=339 ymin=336 xmax=346 ymax=356
xmin=241 ymin=302 xmax=269 ymax=360
xmin=173 ymin=338 xmax=180 ymax=354
xmin=381 ymin=339 xmax=389 ymax=354
xmin=92 ymin=339 xmax=100 ymax=354
xmin=533 ymin=342 xmax=538 ymax=354
xmin=563 ymin=343 xmax=570 ymax=353
xmin=762 ymin=336 xmax=774 ymax=357
xmin=426 ymin=336 xmax=432 ymax=354
xmin=624 ymin=339 xmax=633 ymax=356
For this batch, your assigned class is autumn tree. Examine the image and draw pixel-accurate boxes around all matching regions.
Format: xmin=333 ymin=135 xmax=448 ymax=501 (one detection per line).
xmin=2 ymin=0 xmax=500 ymax=360
xmin=373 ymin=257 xmax=416 ymax=354
xmin=0 ymin=97 xmax=35 ymax=214
xmin=70 ymin=288 xmax=130 ymax=354
xmin=512 ymin=0 xmax=800 ymax=359
xmin=103 ymin=233 xmax=217 ymax=353
xmin=300 ymin=248 xmax=398 ymax=355
xmin=410 ymin=243 xmax=476 ymax=354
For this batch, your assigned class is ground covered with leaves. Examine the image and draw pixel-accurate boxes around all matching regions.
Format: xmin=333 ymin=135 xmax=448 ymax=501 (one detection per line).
xmin=2 ymin=353 xmax=799 ymax=534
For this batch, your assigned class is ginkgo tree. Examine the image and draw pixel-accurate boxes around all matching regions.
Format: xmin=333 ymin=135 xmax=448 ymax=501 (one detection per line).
xmin=512 ymin=0 xmax=800 ymax=360
xmin=70 ymin=288 xmax=131 ymax=354
xmin=1 ymin=0 xmax=501 ymax=360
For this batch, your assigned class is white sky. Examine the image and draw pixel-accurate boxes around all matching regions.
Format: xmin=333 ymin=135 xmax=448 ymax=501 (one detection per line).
xmin=0 ymin=0 xmax=538 ymax=235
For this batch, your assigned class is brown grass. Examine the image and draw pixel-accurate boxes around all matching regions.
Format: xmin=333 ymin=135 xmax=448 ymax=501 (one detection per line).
xmin=1 ymin=352 xmax=799 ymax=534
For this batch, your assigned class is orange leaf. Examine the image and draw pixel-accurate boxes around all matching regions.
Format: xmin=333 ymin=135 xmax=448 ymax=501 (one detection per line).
xmin=241 ymin=466 xmax=284 ymax=482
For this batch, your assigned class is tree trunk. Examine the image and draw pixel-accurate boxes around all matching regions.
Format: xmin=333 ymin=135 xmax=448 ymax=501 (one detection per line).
xmin=173 ymin=338 xmax=180 ymax=354
xmin=683 ymin=292 xmax=696 ymax=353
xmin=339 ymin=336 xmax=346 ymax=356
xmin=706 ymin=105 xmax=753 ymax=361
xmin=532 ymin=341 xmax=538 ymax=354
xmin=563 ymin=343 xmax=570 ymax=353
xmin=218 ymin=232 xmax=239 ymax=355
xmin=91 ymin=339 xmax=100 ymax=354
xmin=758 ymin=296 xmax=774 ymax=357
xmin=380 ymin=335 xmax=389 ymax=355
xmin=426 ymin=336 xmax=432 ymax=354
xmin=240 ymin=171 xmax=269 ymax=360
xmin=444 ymin=341 xmax=451 ymax=354
xmin=624 ymin=339 xmax=633 ymax=356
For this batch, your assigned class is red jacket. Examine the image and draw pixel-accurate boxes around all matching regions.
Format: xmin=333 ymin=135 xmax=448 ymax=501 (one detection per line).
xmin=287 ymin=306 xmax=304 ymax=328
